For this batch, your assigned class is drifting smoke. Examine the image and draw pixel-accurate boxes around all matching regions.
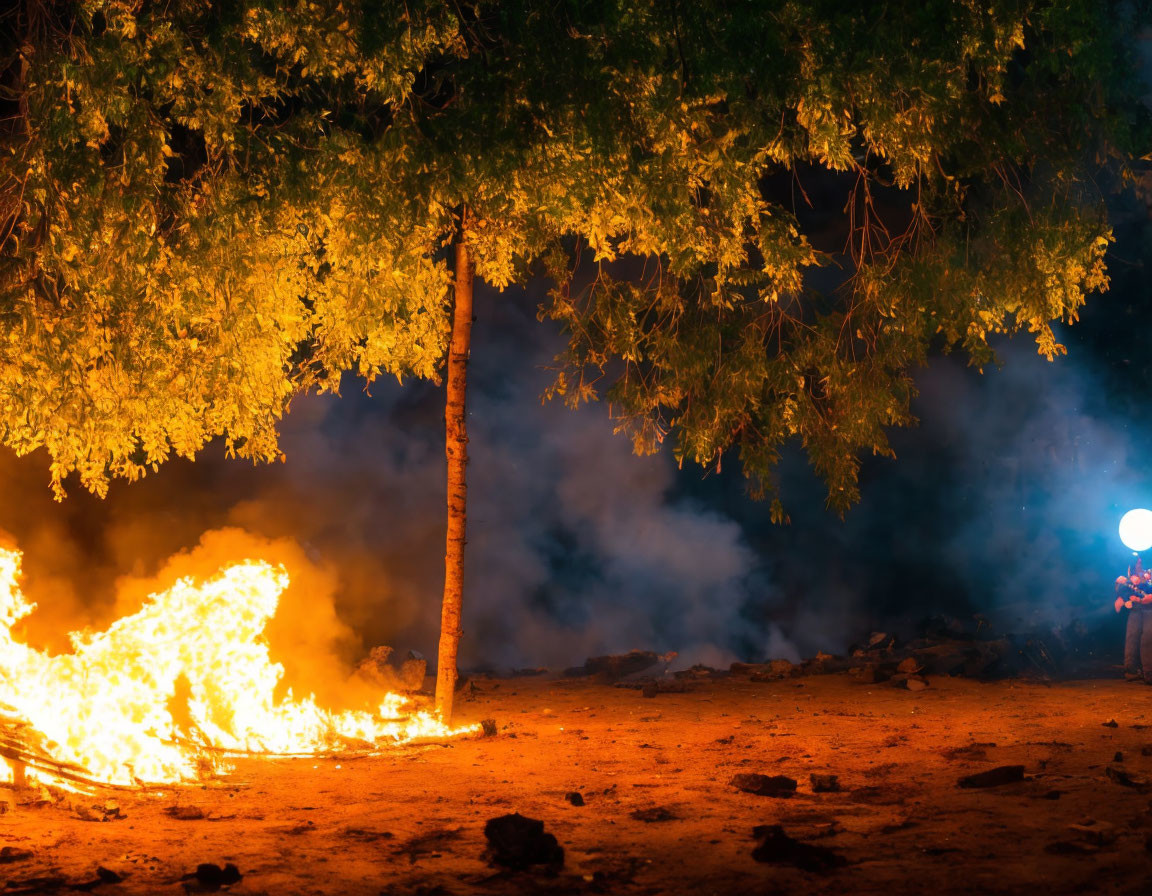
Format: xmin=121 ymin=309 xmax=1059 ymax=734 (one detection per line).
xmin=726 ymin=335 xmax=1150 ymax=653
xmin=899 ymin=340 xmax=1147 ymax=631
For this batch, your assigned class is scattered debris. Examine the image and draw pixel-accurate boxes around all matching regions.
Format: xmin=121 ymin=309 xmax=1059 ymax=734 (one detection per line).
xmin=71 ymin=867 xmax=124 ymax=892
xmin=73 ymin=800 xmax=126 ymax=822
xmin=803 ymin=652 xmax=842 ymax=675
xmin=396 ymin=828 xmax=463 ymax=864
xmin=1106 ymin=766 xmax=1150 ymax=791
xmin=674 ymin=664 xmax=727 ymax=681
xmin=730 ymin=773 xmax=798 ymax=797
xmin=915 ymin=644 xmax=968 ymax=676
xmin=748 ymin=660 xmax=798 ymax=682
xmin=340 ymin=827 xmax=393 ymax=842
xmin=1067 ymin=821 xmax=1116 ymax=847
xmin=565 ymin=792 xmax=585 ymax=806
xmin=483 ymin=813 xmax=564 ymax=870
xmin=765 ymin=613 xmax=1123 ymax=683
xmin=564 ymin=651 xmax=661 ymax=682
xmin=164 ymin=805 xmax=205 ymax=820
xmin=866 ymin=632 xmax=894 ymax=650
xmin=2 ymin=874 xmax=69 ymax=894
xmin=267 ymin=820 xmax=314 ymax=836
xmin=852 ymin=663 xmax=896 ymax=684
xmin=179 ymin=863 xmax=241 ymax=892
xmin=940 ymin=742 xmax=996 ymax=761
xmin=957 ymin=766 xmax=1025 ymax=788
xmin=635 ymin=679 xmax=689 ymax=698
xmin=751 ymin=825 xmax=847 ymax=872
xmin=810 ymin=774 xmax=840 ymax=793
xmin=630 ymin=806 xmax=677 ymax=822
xmin=1044 ymin=840 xmax=1097 ymax=855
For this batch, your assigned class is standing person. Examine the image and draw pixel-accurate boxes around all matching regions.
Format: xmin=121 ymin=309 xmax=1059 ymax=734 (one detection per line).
xmin=1115 ymin=557 xmax=1152 ymax=681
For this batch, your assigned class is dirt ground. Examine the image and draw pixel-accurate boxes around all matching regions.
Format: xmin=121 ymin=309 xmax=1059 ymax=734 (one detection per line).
xmin=5 ymin=673 xmax=1152 ymax=895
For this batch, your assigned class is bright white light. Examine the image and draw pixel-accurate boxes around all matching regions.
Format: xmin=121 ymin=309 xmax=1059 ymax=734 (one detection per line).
xmin=1120 ymin=509 xmax=1152 ymax=552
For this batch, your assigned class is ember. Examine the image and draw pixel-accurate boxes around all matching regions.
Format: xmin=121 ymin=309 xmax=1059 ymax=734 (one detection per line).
xmin=0 ymin=547 xmax=475 ymax=788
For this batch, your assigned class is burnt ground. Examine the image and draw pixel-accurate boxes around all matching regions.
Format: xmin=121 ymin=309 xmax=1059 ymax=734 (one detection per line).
xmin=4 ymin=674 xmax=1152 ymax=895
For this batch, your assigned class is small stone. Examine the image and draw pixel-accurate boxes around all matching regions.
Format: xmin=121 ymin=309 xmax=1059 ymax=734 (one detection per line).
xmin=1106 ymin=766 xmax=1150 ymax=790
xmin=180 ymin=863 xmax=242 ymax=891
xmin=1067 ymin=822 xmax=1116 ymax=846
xmin=484 ymin=813 xmax=564 ymax=869
xmin=958 ymin=765 xmax=1025 ymax=788
xmin=565 ymin=792 xmax=584 ymax=807
xmin=853 ymin=664 xmax=884 ymax=684
xmin=752 ymin=825 xmax=847 ymax=872
xmin=749 ymin=659 xmax=797 ymax=682
xmin=731 ymin=773 xmax=798 ymax=797
xmin=1045 ymin=840 xmax=1097 ymax=855
xmin=810 ymin=774 xmax=841 ymax=793
xmin=566 ymin=651 xmax=659 ymax=682
xmin=905 ymin=677 xmax=929 ymax=692
xmin=674 ymin=664 xmax=724 ymax=680
xmin=1103 ymin=719 xmax=1119 ymax=728
xmin=165 ymin=805 xmax=205 ymax=820
xmin=480 ymin=719 xmax=498 ymax=737
xmin=1114 ymin=751 xmax=1124 ymax=763
xmin=0 ymin=847 xmax=33 ymax=864
xmin=631 ymin=806 xmax=677 ymax=822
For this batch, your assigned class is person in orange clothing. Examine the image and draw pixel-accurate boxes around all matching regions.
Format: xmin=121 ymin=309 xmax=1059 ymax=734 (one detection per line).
xmin=1116 ymin=557 xmax=1152 ymax=681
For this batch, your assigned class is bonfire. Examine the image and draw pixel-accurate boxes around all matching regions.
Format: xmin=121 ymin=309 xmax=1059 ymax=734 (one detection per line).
xmin=0 ymin=547 xmax=474 ymax=789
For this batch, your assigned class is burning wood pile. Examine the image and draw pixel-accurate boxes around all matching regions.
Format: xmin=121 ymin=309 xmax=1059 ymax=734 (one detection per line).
xmin=0 ymin=546 xmax=474 ymax=792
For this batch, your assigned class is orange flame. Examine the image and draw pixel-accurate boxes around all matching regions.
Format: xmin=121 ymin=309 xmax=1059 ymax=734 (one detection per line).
xmin=0 ymin=547 xmax=472 ymax=786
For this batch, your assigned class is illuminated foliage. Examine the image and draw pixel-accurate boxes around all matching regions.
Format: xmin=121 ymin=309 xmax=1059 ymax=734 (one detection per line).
xmin=0 ymin=1 xmax=1145 ymax=510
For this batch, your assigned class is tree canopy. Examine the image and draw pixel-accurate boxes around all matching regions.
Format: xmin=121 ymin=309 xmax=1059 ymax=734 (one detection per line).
xmin=0 ymin=0 xmax=1146 ymax=511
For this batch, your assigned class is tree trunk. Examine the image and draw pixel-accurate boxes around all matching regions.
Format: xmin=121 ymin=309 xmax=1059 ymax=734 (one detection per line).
xmin=435 ymin=231 xmax=474 ymax=721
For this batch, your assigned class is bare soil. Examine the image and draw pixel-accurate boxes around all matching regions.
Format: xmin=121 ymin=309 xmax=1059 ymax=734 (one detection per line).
xmin=5 ymin=674 xmax=1152 ymax=895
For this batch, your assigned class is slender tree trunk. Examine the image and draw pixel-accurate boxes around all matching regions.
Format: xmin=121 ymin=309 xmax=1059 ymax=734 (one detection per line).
xmin=435 ymin=230 xmax=474 ymax=721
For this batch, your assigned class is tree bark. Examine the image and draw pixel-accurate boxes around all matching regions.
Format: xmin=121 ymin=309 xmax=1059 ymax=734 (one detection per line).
xmin=435 ymin=230 xmax=474 ymax=721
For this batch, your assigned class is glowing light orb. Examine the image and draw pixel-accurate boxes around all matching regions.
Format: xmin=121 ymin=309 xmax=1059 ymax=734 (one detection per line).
xmin=1119 ymin=509 xmax=1152 ymax=552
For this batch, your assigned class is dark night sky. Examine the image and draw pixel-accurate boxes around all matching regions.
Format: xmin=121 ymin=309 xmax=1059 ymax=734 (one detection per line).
xmin=0 ymin=193 xmax=1150 ymax=674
